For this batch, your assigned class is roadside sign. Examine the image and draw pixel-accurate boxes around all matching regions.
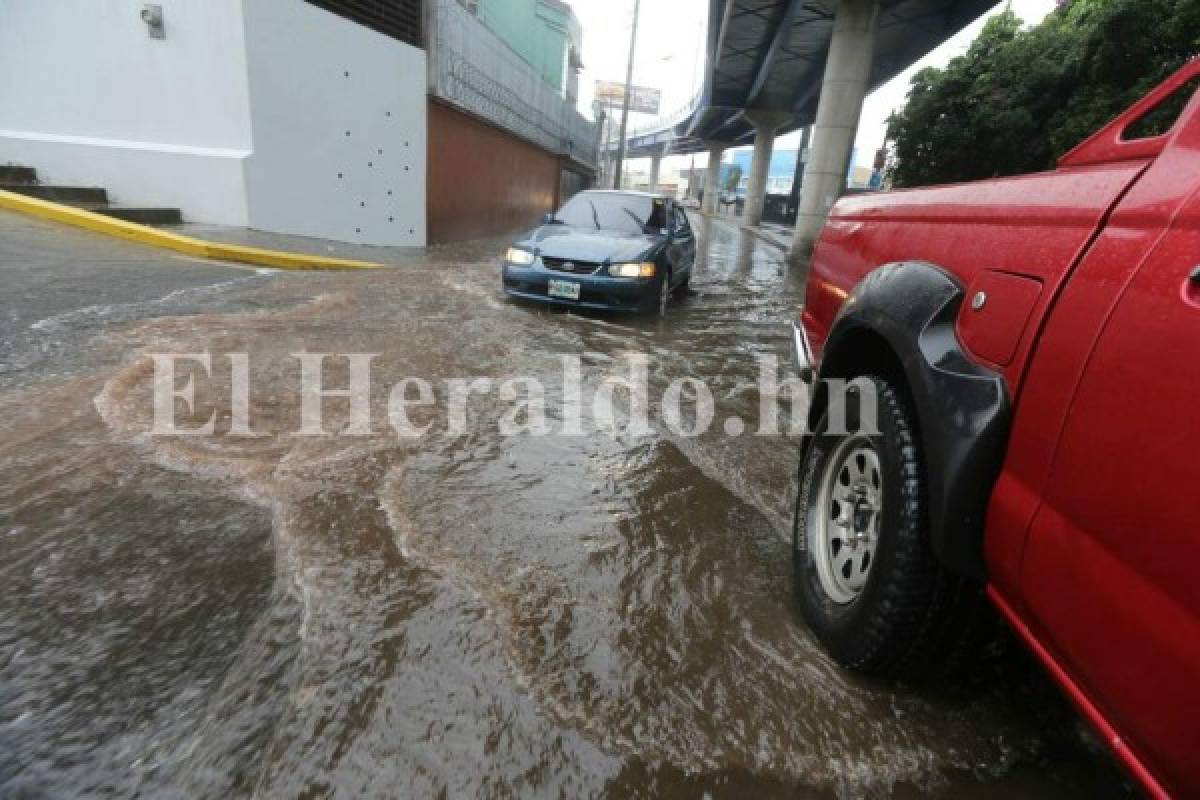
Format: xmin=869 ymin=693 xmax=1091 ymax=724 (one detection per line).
xmin=594 ymin=81 xmax=661 ymax=114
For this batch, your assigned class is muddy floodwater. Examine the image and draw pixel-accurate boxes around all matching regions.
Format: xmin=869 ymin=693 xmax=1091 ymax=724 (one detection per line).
xmin=0 ymin=216 xmax=1132 ymax=798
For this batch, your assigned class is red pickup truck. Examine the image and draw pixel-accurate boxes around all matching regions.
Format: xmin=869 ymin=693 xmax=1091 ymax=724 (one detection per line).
xmin=792 ymin=61 xmax=1200 ymax=797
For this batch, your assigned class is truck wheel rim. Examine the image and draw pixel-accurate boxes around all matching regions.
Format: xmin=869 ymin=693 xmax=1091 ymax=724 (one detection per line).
xmin=813 ymin=435 xmax=882 ymax=604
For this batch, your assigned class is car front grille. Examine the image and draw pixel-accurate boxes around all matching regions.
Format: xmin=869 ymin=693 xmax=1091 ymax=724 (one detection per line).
xmin=542 ymin=257 xmax=603 ymax=275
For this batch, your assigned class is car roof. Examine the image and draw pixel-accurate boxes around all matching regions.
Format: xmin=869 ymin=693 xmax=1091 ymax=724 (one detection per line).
xmin=577 ymin=189 xmax=670 ymax=201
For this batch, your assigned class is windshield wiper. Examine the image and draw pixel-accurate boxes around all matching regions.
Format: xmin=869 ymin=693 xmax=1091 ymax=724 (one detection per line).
xmin=621 ymin=207 xmax=652 ymax=234
xmin=588 ymin=200 xmax=601 ymax=230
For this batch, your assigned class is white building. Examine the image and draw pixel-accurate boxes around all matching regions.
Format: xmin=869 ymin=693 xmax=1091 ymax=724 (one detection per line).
xmin=0 ymin=0 xmax=428 ymax=246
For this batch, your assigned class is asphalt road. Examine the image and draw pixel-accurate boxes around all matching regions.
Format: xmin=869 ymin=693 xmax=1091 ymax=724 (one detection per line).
xmin=0 ymin=209 xmax=1132 ymax=798
xmin=0 ymin=212 xmax=268 ymax=391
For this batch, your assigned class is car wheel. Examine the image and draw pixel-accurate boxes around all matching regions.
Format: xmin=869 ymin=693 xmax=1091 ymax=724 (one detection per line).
xmin=657 ymin=274 xmax=671 ymax=315
xmin=793 ymin=374 xmax=989 ymax=680
xmin=673 ymin=272 xmax=690 ymax=297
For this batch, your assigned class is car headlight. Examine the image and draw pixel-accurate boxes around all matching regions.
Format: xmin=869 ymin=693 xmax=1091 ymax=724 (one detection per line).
xmin=609 ymin=262 xmax=656 ymax=278
xmin=505 ymin=247 xmax=535 ymax=266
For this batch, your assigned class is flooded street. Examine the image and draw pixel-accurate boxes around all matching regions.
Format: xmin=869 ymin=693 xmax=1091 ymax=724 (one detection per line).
xmin=1 ymin=214 xmax=1130 ymax=798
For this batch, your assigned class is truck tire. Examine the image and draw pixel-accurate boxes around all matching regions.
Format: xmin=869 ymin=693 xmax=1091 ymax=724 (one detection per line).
xmin=792 ymin=374 xmax=988 ymax=680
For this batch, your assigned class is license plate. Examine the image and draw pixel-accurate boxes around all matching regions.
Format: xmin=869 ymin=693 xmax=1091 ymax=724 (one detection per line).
xmin=547 ymin=279 xmax=581 ymax=300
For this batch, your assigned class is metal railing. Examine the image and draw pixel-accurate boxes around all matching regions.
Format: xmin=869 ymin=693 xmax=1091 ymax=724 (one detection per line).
xmin=429 ymin=0 xmax=599 ymax=166
xmin=601 ymin=92 xmax=703 ymax=152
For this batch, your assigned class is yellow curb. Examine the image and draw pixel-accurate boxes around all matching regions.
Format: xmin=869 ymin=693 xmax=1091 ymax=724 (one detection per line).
xmin=0 ymin=189 xmax=382 ymax=271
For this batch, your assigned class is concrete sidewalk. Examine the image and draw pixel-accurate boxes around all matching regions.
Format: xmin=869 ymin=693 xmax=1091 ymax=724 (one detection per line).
xmin=173 ymin=224 xmax=425 ymax=264
xmin=0 ymin=188 xmax=393 ymax=271
xmin=746 ymin=221 xmax=795 ymax=252
xmin=697 ymin=210 xmax=796 ymax=253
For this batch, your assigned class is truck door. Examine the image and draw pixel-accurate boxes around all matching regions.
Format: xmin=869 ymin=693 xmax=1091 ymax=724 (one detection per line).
xmin=1019 ymin=187 xmax=1200 ymax=794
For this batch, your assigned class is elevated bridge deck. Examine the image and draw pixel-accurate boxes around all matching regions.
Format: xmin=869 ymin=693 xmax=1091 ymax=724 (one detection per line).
xmin=610 ymin=0 xmax=994 ymax=158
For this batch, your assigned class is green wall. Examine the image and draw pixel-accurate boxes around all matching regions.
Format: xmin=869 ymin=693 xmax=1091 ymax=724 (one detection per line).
xmin=477 ymin=0 xmax=573 ymax=94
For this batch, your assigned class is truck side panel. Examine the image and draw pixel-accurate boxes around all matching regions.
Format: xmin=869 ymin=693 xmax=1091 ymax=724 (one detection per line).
xmin=984 ymin=125 xmax=1200 ymax=603
xmin=804 ymin=160 xmax=1149 ymax=394
xmin=985 ymin=93 xmax=1200 ymax=797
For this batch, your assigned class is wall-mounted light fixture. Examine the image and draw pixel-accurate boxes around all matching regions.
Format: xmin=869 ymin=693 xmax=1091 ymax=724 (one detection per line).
xmin=141 ymin=4 xmax=165 ymax=39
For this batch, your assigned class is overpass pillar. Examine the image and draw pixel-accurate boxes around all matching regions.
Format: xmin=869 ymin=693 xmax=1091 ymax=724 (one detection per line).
xmin=790 ymin=0 xmax=880 ymax=263
xmin=648 ymin=142 xmax=670 ymax=192
xmin=743 ymin=111 xmax=789 ymax=227
xmin=702 ymin=141 xmax=728 ymax=215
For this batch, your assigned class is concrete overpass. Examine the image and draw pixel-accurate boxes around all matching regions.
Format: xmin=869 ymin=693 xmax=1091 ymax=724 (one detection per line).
xmin=606 ymin=0 xmax=996 ymax=258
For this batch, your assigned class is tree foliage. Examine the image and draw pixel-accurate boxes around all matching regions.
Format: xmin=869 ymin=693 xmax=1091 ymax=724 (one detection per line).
xmin=724 ymin=164 xmax=744 ymax=193
xmin=886 ymin=0 xmax=1200 ymax=187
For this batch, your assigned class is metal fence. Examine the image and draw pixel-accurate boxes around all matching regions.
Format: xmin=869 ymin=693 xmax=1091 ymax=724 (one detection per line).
xmin=428 ymin=0 xmax=599 ymax=167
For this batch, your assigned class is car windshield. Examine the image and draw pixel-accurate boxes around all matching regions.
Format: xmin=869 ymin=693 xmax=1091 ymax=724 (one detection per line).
xmin=553 ymin=193 xmax=666 ymax=236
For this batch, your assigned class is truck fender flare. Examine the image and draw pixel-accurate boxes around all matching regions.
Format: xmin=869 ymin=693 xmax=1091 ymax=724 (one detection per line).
xmin=807 ymin=261 xmax=1010 ymax=580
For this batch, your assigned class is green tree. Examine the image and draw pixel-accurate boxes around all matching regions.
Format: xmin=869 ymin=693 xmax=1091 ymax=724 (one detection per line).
xmin=724 ymin=165 xmax=743 ymax=193
xmin=886 ymin=0 xmax=1200 ymax=187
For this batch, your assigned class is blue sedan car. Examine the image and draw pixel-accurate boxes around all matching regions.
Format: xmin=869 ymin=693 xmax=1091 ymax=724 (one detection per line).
xmin=502 ymin=190 xmax=696 ymax=314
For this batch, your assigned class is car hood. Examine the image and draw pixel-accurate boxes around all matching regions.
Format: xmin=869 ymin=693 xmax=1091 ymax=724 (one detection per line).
xmin=514 ymin=225 xmax=665 ymax=264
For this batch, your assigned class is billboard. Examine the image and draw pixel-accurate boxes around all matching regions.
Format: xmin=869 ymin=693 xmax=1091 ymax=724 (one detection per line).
xmin=594 ymin=81 xmax=661 ymax=115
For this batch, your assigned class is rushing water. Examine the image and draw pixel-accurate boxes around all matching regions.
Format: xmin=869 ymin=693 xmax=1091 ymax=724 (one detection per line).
xmin=0 ymin=218 xmax=1131 ymax=798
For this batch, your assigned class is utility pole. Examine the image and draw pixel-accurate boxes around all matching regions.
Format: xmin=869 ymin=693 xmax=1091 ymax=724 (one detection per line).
xmin=604 ymin=98 xmax=616 ymax=186
xmin=612 ymin=0 xmax=641 ymax=190
xmin=593 ymin=108 xmax=607 ymax=188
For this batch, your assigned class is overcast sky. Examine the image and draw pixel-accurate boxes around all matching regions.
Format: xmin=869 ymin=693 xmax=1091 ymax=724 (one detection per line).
xmin=570 ymin=0 xmax=1058 ymax=170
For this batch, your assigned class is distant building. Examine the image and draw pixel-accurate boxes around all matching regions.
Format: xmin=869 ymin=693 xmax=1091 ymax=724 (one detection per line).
xmin=622 ymin=164 xmax=684 ymax=196
xmin=725 ymin=146 xmax=871 ymax=195
xmin=726 ymin=149 xmax=799 ymax=195
xmin=464 ymin=0 xmax=584 ymax=104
